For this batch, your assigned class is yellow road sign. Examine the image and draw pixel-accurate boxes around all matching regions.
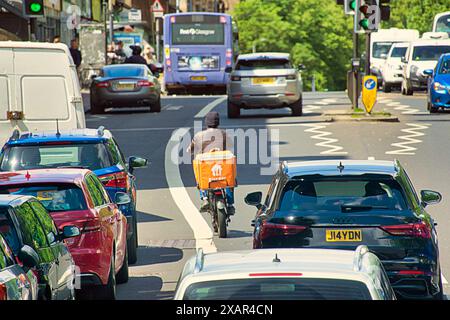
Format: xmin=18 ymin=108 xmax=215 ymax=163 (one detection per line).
xmin=362 ymin=75 xmax=377 ymax=113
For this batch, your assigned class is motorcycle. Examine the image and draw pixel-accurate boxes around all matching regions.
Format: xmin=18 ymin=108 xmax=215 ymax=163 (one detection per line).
xmin=206 ymin=188 xmax=231 ymax=238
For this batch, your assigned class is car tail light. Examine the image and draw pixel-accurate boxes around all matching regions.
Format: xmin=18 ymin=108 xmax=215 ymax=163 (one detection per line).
xmin=96 ymin=81 xmax=110 ymax=88
xmin=380 ymin=222 xmax=431 ymax=239
xmin=226 ymin=49 xmax=233 ymax=58
xmin=249 ymin=273 xmax=303 ymax=277
xmin=137 ymin=80 xmax=154 ymax=87
xmin=397 ymin=270 xmax=428 ymax=276
xmin=260 ymin=222 xmax=306 ymax=240
xmin=285 ymin=92 xmax=296 ymax=96
xmin=226 ymin=59 xmax=232 ymax=66
xmin=286 ymin=75 xmax=297 ymax=80
xmin=83 ymin=218 xmax=101 ymax=233
xmin=0 ymin=283 xmax=7 ymax=300
xmin=99 ymin=171 xmax=129 ymax=189
xmin=231 ymin=76 xmax=241 ymax=81
xmin=166 ymin=59 xmax=172 ymax=67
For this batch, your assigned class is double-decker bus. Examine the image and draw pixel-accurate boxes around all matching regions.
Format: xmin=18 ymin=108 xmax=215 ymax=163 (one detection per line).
xmin=433 ymin=12 xmax=450 ymax=35
xmin=163 ymin=13 xmax=238 ymax=95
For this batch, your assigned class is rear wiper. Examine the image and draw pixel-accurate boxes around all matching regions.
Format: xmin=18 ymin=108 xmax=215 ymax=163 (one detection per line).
xmin=341 ymin=204 xmax=390 ymax=212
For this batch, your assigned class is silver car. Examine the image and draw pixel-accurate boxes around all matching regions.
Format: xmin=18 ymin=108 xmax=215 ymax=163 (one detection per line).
xmin=227 ymin=52 xmax=304 ymax=118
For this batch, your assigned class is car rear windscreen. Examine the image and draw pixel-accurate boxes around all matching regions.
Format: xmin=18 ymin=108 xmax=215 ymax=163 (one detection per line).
xmin=235 ymin=59 xmax=292 ymax=70
xmin=412 ymin=45 xmax=450 ymax=61
xmin=0 ymin=143 xmax=113 ymax=171
xmin=0 ymin=184 xmax=87 ymax=212
xmin=103 ymin=66 xmax=146 ymax=78
xmin=183 ymin=278 xmax=372 ymax=300
xmin=277 ymin=175 xmax=408 ymax=213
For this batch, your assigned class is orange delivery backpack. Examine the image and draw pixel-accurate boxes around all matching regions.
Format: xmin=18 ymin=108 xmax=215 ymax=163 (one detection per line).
xmin=193 ymin=150 xmax=237 ymax=190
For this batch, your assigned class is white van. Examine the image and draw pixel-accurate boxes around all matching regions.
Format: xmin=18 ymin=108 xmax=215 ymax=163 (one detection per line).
xmin=370 ymin=28 xmax=420 ymax=84
xmin=401 ymin=39 xmax=450 ymax=95
xmin=0 ymin=42 xmax=86 ymax=145
xmin=381 ymin=42 xmax=409 ymax=92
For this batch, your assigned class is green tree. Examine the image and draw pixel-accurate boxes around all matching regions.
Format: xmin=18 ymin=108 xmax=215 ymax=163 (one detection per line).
xmin=232 ymin=0 xmax=354 ymax=91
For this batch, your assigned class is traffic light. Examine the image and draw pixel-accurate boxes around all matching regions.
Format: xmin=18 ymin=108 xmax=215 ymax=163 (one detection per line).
xmin=354 ymin=0 xmax=379 ymax=33
xmin=23 ymin=0 xmax=44 ymax=17
xmin=345 ymin=0 xmax=357 ymax=15
xmin=379 ymin=0 xmax=391 ymax=21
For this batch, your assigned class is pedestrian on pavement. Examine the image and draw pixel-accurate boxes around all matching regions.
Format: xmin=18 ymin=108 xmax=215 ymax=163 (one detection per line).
xmin=69 ymin=39 xmax=82 ymax=69
xmin=142 ymin=45 xmax=156 ymax=65
xmin=124 ymin=46 xmax=148 ymax=65
xmin=115 ymin=41 xmax=127 ymax=63
xmin=52 ymin=35 xmax=61 ymax=43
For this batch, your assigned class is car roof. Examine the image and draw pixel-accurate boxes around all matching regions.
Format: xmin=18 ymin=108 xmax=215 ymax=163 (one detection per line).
xmin=237 ymin=52 xmax=290 ymax=61
xmin=0 ymin=169 xmax=90 ymax=186
xmin=103 ymin=64 xmax=146 ymax=70
xmin=410 ymin=39 xmax=450 ymax=46
xmin=0 ymin=41 xmax=70 ymax=53
xmin=186 ymin=248 xmax=380 ymax=281
xmin=6 ymin=128 xmax=112 ymax=146
xmin=282 ymin=160 xmax=398 ymax=178
xmin=0 ymin=194 xmax=33 ymax=206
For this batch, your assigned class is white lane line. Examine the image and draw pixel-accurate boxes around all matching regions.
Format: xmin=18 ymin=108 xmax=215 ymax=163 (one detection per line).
xmin=443 ymin=274 xmax=448 ymax=285
xmin=302 ymin=123 xmax=348 ymax=155
xmin=194 ymin=96 xmax=227 ymax=118
xmin=386 ymin=123 xmax=430 ymax=155
xmin=166 ymin=106 xmax=183 ymax=111
xmin=164 ymin=128 xmax=217 ymax=254
xmin=378 ymin=98 xmax=393 ymax=104
xmin=368 ymin=156 xmax=375 ymax=160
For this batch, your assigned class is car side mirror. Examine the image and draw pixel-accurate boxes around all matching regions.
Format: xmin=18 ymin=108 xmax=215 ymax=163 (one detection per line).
xmin=423 ymin=69 xmax=433 ymax=77
xmin=115 ymin=192 xmax=131 ymax=205
xmin=62 ymin=226 xmax=81 ymax=239
xmin=420 ymin=190 xmax=442 ymax=206
xmin=128 ymin=156 xmax=148 ymax=174
xmin=225 ymin=66 xmax=233 ymax=73
xmin=245 ymin=192 xmax=262 ymax=208
xmin=401 ymin=57 xmax=407 ymax=64
xmin=90 ymin=74 xmax=98 ymax=80
xmin=18 ymin=245 xmax=40 ymax=269
xmin=298 ymin=64 xmax=306 ymax=71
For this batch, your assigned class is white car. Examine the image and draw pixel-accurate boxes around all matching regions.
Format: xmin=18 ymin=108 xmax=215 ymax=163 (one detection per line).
xmin=381 ymin=42 xmax=409 ymax=92
xmin=401 ymin=38 xmax=450 ymax=95
xmin=174 ymin=246 xmax=396 ymax=300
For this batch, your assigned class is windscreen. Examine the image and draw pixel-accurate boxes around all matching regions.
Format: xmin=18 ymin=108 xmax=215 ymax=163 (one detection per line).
xmin=435 ymin=14 xmax=450 ymax=33
xmin=277 ymin=175 xmax=408 ymax=213
xmin=390 ymin=47 xmax=407 ymax=58
xmin=103 ymin=66 xmax=146 ymax=78
xmin=0 ymin=143 xmax=112 ymax=171
xmin=183 ymin=278 xmax=372 ymax=300
xmin=0 ymin=184 xmax=87 ymax=212
xmin=412 ymin=45 xmax=450 ymax=61
xmin=439 ymin=58 xmax=450 ymax=74
xmin=171 ymin=15 xmax=225 ymax=45
xmin=0 ymin=207 xmax=21 ymax=254
xmin=372 ymin=42 xmax=394 ymax=59
xmin=236 ymin=59 xmax=292 ymax=70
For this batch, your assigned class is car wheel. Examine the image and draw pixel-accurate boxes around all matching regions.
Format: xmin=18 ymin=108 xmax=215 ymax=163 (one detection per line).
xmin=383 ymin=82 xmax=391 ymax=93
xmin=429 ymin=102 xmax=438 ymax=113
xmin=128 ymin=219 xmax=138 ymax=264
xmin=97 ymin=256 xmax=116 ymax=300
xmin=90 ymin=96 xmax=105 ymax=115
xmin=227 ymin=100 xmax=240 ymax=118
xmin=433 ymin=274 xmax=444 ymax=300
xmin=151 ymin=97 xmax=162 ymax=113
xmin=291 ymin=98 xmax=303 ymax=116
xmin=116 ymin=246 xmax=129 ymax=284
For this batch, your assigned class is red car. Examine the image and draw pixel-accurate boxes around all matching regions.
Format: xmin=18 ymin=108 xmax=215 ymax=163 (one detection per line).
xmin=0 ymin=169 xmax=129 ymax=300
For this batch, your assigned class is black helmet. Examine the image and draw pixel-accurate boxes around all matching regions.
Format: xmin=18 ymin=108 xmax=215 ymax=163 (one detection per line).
xmin=205 ymin=111 xmax=220 ymax=128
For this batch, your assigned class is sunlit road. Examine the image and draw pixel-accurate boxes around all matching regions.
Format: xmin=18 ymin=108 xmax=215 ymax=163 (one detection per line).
xmin=83 ymin=91 xmax=450 ymax=299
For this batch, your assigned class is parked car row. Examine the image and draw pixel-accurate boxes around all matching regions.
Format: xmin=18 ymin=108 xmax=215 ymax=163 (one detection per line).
xmin=175 ymin=160 xmax=445 ymax=300
xmin=0 ymin=127 xmax=148 ymax=300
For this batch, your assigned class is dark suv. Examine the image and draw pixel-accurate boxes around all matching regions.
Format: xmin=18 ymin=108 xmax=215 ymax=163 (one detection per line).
xmin=245 ymin=160 xmax=443 ymax=300
xmin=0 ymin=195 xmax=80 ymax=300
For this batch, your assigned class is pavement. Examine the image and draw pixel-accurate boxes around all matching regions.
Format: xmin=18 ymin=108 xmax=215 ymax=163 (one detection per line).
xmin=82 ymin=89 xmax=450 ymax=300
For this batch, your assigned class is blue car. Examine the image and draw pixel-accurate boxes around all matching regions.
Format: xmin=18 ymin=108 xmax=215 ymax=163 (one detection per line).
xmin=0 ymin=127 xmax=148 ymax=264
xmin=426 ymin=53 xmax=450 ymax=113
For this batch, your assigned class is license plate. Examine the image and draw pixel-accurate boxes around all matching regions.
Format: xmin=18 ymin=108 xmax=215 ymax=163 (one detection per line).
xmin=115 ymin=83 xmax=135 ymax=90
xmin=326 ymin=229 xmax=362 ymax=242
xmin=252 ymin=77 xmax=275 ymax=85
xmin=191 ymin=76 xmax=207 ymax=81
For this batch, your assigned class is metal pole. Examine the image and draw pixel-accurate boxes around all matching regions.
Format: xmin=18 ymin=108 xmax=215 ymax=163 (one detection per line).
xmin=156 ymin=18 xmax=160 ymax=63
xmin=353 ymin=32 xmax=359 ymax=111
xmin=104 ymin=2 xmax=108 ymax=64
xmin=312 ymin=74 xmax=316 ymax=92
xmin=176 ymin=0 xmax=180 ymax=13
xmin=28 ymin=18 xmax=32 ymax=41
xmin=365 ymin=33 xmax=371 ymax=75
xmin=108 ymin=0 xmax=114 ymax=50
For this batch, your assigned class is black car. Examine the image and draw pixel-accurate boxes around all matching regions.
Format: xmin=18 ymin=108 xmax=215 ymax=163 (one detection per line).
xmin=0 ymin=194 xmax=80 ymax=300
xmin=245 ymin=160 xmax=443 ymax=300
xmin=90 ymin=64 xmax=163 ymax=114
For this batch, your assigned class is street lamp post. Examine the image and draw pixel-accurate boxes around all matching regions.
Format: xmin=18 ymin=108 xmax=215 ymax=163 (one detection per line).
xmin=108 ymin=0 xmax=114 ymax=50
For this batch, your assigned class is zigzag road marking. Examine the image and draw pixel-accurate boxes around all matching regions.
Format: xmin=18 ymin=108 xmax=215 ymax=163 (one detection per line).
xmin=386 ymin=123 xmax=430 ymax=155
xmin=393 ymin=104 xmax=427 ymax=115
xmin=302 ymin=123 xmax=348 ymax=155
xmin=303 ymin=105 xmax=322 ymax=114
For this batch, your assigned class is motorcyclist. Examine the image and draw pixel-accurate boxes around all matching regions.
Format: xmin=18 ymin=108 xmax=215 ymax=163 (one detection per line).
xmin=187 ymin=111 xmax=235 ymax=215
